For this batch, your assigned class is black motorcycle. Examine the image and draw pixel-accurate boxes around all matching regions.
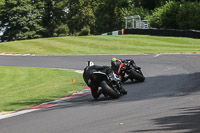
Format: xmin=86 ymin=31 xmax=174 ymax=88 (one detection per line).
xmin=90 ymin=71 xmax=123 ymax=99
xmin=120 ymin=60 xmax=145 ymax=82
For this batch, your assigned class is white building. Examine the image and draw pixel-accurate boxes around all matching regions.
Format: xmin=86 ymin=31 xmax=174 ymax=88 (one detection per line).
xmin=124 ymin=15 xmax=148 ymax=29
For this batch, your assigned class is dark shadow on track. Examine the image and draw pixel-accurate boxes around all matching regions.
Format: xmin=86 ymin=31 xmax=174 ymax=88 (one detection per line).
xmin=131 ymin=106 xmax=200 ymax=133
xmin=118 ymin=72 xmax=200 ymax=102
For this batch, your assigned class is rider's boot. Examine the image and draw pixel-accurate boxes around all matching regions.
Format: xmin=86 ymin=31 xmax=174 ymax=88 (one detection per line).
xmin=120 ymin=86 xmax=127 ymax=95
xmin=133 ymin=63 xmax=141 ymax=69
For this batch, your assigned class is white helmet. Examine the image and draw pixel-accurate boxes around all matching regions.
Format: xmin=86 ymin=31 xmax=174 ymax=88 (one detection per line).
xmin=87 ymin=61 xmax=94 ymax=66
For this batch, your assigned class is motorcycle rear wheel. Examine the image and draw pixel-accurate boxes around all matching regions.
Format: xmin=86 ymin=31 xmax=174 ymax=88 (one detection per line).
xmin=130 ymin=69 xmax=145 ymax=82
xmin=100 ymin=81 xmax=120 ymax=99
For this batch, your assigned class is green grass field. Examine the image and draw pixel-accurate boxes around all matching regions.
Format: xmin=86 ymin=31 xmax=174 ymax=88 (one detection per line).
xmin=0 ymin=35 xmax=199 ymax=55
xmin=0 ymin=66 xmax=86 ymax=112
xmin=0 ymin=35 xmax=199 ymax=113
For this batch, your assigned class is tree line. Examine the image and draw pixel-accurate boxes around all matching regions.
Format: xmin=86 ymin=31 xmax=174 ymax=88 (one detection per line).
xmin=0 ymin=0 xmax=200 ymax=42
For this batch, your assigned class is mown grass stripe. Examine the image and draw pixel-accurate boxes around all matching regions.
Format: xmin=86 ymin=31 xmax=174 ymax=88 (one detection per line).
xmin=0 ymin=35 xmax=199 ymax=55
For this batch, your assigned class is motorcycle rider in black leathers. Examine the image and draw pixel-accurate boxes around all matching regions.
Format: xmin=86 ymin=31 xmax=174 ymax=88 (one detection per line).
xmin=83 ymin=61 xmax=127 ymax=99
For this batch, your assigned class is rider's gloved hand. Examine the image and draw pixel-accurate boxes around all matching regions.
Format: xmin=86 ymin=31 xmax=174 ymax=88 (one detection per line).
xmin=121 ymin=66 xmax=126 ymax=71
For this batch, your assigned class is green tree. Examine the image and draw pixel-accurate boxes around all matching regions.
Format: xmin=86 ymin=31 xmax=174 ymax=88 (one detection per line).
xmin=41 ymin=0 xmax=69 ymax=37
xmin=0 ymin=0 xmax=45 ymax=41
xmin=130 ymin=0 xmax=165 ymax=10
xmin=94 ymin=0 xmax=129 ymax=34
xmin=65 ymin=0 xmax=95 ymax=35
xmin=0 ymin=0 xmax=5 ymax=32
xmin=0 ymin=0 xmax=5 ymax=9
xmin=0 ymin=0 xmax=4 ymax=8
xmin=121 ymin=6 xmax=150 ymax=20
xmin=148 ymin=1 xmax=179 ymax=29
xmin=176 ymin=1 xmax=200 ymax=30
xmin=53 ymin=24 xmax=69 ymax=37
xmin=148 ymin=1 xmax=200 ymax=30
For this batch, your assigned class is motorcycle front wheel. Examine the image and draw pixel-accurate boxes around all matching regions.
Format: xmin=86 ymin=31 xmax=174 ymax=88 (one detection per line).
xmin=100 ymin=81 xmax=120 ymax=99
xmin=130 ymin=69 xmax=145 ymax=82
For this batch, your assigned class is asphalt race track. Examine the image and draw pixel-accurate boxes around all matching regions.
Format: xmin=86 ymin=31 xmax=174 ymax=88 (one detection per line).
xmin=0 ymin=54 xmax=200 ymax=133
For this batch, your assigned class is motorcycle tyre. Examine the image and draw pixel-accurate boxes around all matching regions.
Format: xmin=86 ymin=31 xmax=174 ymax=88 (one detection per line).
xmin=130 ymin=69 xmax=145 ymax=82
xmin=100 ymin=81 xmax=120 ymax=99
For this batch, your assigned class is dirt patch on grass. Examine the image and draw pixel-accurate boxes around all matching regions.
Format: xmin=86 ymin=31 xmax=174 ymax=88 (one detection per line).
xmin=0 ymin=111 xmax=14 ymax=115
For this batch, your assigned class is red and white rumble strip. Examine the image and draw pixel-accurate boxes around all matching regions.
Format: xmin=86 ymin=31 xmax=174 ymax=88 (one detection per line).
xmin=0 ymin=87 xmax=90 ymax=120
xmin=0 ymin=53 xmax=36 ymax=56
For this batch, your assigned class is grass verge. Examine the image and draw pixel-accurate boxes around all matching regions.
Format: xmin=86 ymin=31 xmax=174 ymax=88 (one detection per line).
xmin=0 ymin=35 xmax=199 ymax=55
xmin=0 ymin=66 xmax=86 ymax=112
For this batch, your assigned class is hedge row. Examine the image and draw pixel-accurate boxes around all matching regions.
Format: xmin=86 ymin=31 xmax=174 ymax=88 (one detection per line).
xmin=124 ymin=29 xmax=200 ymax=39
